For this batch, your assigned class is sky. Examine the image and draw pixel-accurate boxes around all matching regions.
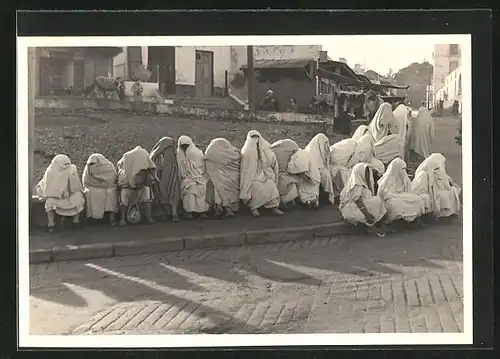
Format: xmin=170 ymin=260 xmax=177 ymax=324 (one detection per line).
xmin=322 ymin=35 xmax=435 ymax=76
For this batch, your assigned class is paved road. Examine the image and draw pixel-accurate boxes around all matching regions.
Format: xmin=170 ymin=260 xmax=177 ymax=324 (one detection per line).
xmin=30 ymin=219 xmax=463 ymax=335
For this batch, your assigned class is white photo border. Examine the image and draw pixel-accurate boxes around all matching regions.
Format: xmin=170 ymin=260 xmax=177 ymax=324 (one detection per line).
xmin=17 ymin=34 xmax=472 ymax=348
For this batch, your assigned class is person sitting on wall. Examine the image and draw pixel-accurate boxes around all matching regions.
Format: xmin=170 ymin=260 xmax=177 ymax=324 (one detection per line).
xmin=260 ymin=89 xmax=280 ymax=112
xmin=131 ymin=78 xmax=144 ymax=98
xmin=287 ymin=97 xmax=299 ymax=113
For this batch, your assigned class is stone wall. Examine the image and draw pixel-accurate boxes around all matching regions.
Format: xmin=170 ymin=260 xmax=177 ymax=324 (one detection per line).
xmin=34 ymin=96 xmax=327 ymax=127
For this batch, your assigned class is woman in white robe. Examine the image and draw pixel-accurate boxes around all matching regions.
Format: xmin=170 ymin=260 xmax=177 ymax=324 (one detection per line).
xmin=339 ymin=162 xmax=387 ymax=236
xmin=407 ymin=106 xmax=435 ymax=171
xmin=305 ymin=133 xmax=336 ymax=204
xmin=82 ymin=153 xmax=118 ymax=226
xmin=411 ymin=153 xmax=461 ymax=219
xmin=329 ymin=138 xmax=357 ymax=195
xmin=117 ymin=146 xmax=157 ymax=226
xmin=392 ymin=104 xmax=411 ymax=160
xmin=352 ymin=133 xmax=386 ymax=176
xmin=377 ymin=157 xmax=424 ymax=224
xmin=204 ymin=138 xmax=241 ymax=218
xmin=368 ymin=102 xmax=402 ymax=165
xmin=36 ymin=154 xmax=85 ymax=233
xmin=351 ymin=124 xmax=370 ymax=140
xmin=287 ymin=147 xmax=321 ymax=208
xmin=240 ymin=130 xmax=283 ymax=217
xmin=177 ymin=135 xmax=210 ymax=219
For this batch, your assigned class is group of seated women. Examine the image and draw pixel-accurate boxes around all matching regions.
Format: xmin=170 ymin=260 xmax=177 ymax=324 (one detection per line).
xmin=35 ymin=109 xmax=460 ymax=236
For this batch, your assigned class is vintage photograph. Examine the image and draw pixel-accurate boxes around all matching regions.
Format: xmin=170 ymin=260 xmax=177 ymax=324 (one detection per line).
xmin=19 ymin=34 xmax=470 ymax=347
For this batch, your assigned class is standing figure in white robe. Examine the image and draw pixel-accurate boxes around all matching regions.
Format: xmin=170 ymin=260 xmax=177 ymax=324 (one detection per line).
xmin=240 ymin=130 xmax=283 ymax=217
xmin=411 ymin=153 xmax=461 ymax=219
xmin=204 ymin=137 xmax=241 ymax=218
xmin=117 ymin=146 xmax=157 ymax=226
xmin=339 ymin=162 xmax=387 ymax=236
xmin=36 ymin=154 xmax=85 ymax=233
xmin=305 ymin=133 xmax=336 ymax=204
xmin=82 ymin=153 xmax=119 ymax=226
xmin=177 ymin=135 xmax=210 ymax=219
xmin=392 ymin=104 xmax=412 ymax=160
xmin=368 ymin=102 xmax=402 ymax=165
xmin=407 ymin=106 xmax=435 ymax=171
xmin=377 ymin=157 xmax=424 ymax=224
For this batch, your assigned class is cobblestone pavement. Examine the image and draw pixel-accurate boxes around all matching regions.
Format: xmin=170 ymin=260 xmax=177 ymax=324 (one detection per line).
xmin=30 ymin=219 xmax=463 ymax=335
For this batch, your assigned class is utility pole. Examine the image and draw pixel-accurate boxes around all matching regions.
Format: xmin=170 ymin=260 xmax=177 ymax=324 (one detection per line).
xmin=246 ymin=45 xmax=255 ymax=112
xmin=28 ymin=47 xmax=36 ymax=210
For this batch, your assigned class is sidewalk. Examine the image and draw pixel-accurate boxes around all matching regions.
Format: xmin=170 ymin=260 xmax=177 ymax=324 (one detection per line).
xmin=29 ymin=205 xmax=353 ymax=264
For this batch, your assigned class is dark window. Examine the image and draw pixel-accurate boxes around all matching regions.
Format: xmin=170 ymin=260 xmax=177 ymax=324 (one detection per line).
xmin=449 ymin=44 xmax=459 ymax=55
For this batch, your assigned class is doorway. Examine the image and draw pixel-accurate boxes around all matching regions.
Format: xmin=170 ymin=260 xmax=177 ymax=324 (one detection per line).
xmin=148 ymin=46 xmax=176 ymax=95
xmin=73 ymin=60 xmax=85 ymax=95
xmin=195 ymin=50 xmax=214 ymax=97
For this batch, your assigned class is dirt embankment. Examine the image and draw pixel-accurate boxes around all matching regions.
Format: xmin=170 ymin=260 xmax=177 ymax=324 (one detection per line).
xmin=33 ymin=113 xmax=346 ymax=184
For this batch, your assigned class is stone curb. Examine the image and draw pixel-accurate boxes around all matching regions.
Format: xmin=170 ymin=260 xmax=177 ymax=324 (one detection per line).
xmin=29 ymin=222 xmax=353 ymax=264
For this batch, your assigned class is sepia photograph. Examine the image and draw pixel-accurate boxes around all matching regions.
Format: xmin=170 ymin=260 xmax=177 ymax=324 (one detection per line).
xmin=18 ymin=32 xmax=472 ymax=348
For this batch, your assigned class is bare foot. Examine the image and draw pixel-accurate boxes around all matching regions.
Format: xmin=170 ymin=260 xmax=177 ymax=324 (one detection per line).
xmin=172 ymin=215 xmax=180 ymax=223
xmin=47 ymin=226 xmax=55 ymax=234
xmin=146 ymin=217 xmax=155 ymax=224
xmin=272 ymin=208 xmax=284 ymax=216
xmin=118 ymin=219 xmax=127 ymax=227
xmin=184 ymin=213 xmax=194 ymax=220
xmin=199 ymin=213 xmax=209 ymax=219
xmin=251 ymin=209 xmax=260 ymax=217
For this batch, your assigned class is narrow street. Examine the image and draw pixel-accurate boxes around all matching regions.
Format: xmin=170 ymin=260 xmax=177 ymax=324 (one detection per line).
xmin=30 ymin=219 xmax=463 ymax=335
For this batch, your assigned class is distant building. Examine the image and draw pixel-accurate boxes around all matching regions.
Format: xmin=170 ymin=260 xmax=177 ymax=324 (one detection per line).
xmin=338 ymin=57 xmax=348 ymax=64
xmin=36 ymin=47 xmax=122 ymax=96
xmin=435 ymin=65 xmax=462 ymax=109
xmin=114 ymin=46 xmax=176 ymax=95
xmin=432 ymin=44 xmax=461 ymax=94
xmin=353 ymin=63 xmax=365 ymax=75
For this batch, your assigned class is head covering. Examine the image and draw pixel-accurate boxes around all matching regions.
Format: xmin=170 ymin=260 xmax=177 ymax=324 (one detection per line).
xmin=353 ymin=132 xmax=376 ymax=163
xmin=36 ymin=154 xmax=82 ymax=198
xmin=352 ymin=125 xmax=370 ymax=140
xmin=329 ymin=138 xmax=357 ymax=168
xmin=204 ymin=138 xmax=241 ymax=165
xmin=271 ymin=139 xmax=300 ymax=174
xmin=339 ymin=162 xmax=374 ymax=205
xmin=393 ymin=104 xmax=410 ymax=139
xmin=288 ymin=149 xmax=321 ymax=183
xmin=305 ymin=133 xmax=331 ymax=169
xmin=267 ymin=89 xmax=274 ymax=95
xmin=377 ymin=157 xmax=411 ymax=198
xmin=177 ymin=135 xmax=206 ymax=180
xmin=82 ymin=153 xmax=117 ymax=189
xmin=149 ymin=137 xmax=181 ymax=205
xmin=368 ymin=102 xmax=399 ymax=141
xmin=117 ymin=146 xmax=156 ymax=188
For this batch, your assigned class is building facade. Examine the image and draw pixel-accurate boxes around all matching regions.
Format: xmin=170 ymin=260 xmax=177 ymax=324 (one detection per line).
xmin=432 ymin=44 xmax=461 ymax=94
xmin=435 ymin=65 xmax=462 ymax=107
xmin=36 ymin=47 xmax=121 ymax=96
